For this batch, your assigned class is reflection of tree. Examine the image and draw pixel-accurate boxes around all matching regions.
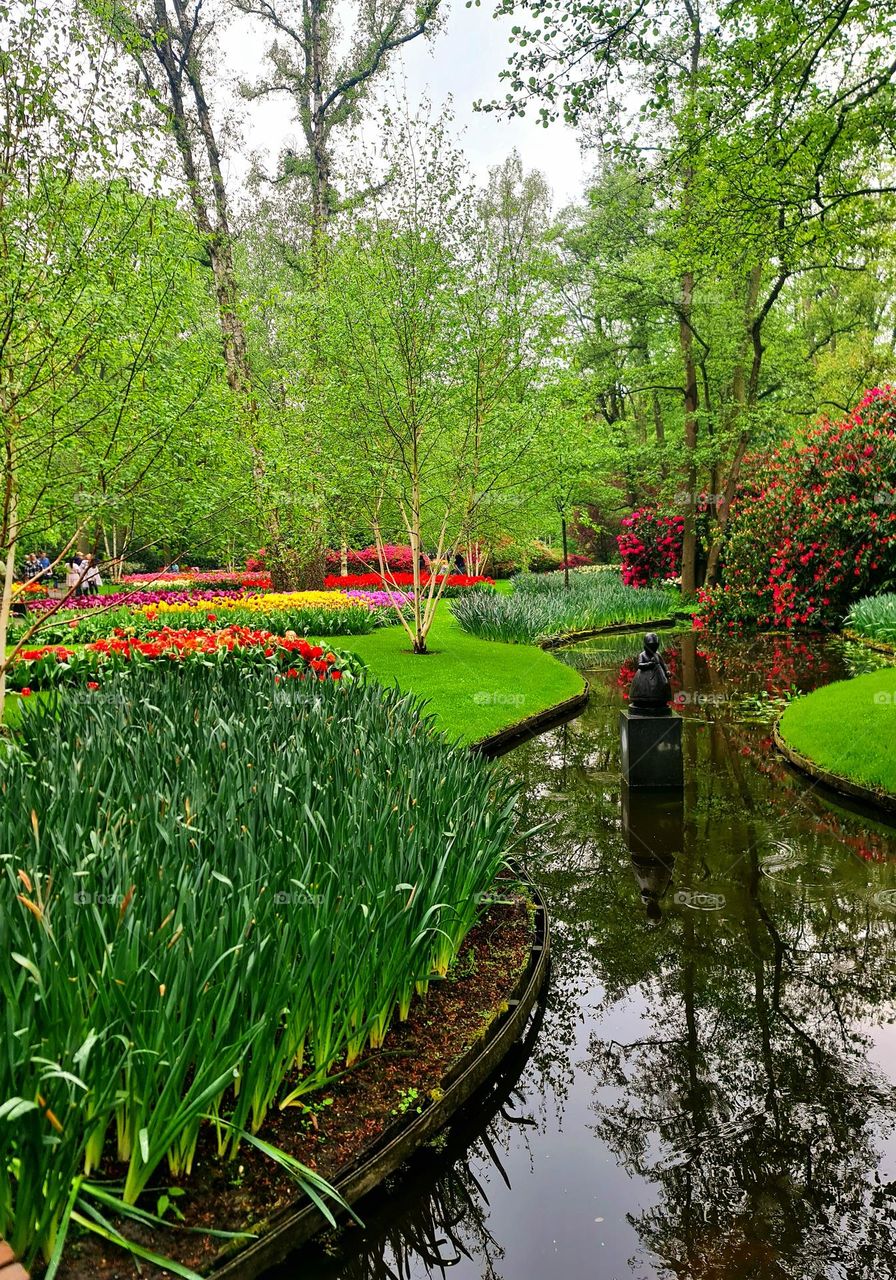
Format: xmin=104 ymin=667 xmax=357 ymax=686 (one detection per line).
xmin=301 ymin=632 xmax=896 ymax=1279
xmin=513 ymin=632 xmax=896 ymax=1277
xmin=291 ymin=1009 xmax=547 ymax=1280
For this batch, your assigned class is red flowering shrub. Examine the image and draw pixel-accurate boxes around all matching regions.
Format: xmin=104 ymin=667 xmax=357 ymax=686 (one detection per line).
xmin=324 ymin=544 xmax=417 ymax=575
xmin=701 ymin=386 xmax=896 ymax=630
xmin=617 ymin=510 xmax=684 ymax=586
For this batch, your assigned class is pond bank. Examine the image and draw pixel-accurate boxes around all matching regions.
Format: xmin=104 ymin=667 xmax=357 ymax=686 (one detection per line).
xmin=288 ymin=628 xmax=896 ymax=1280
xmin=775 ymin=665 xmax=896 ymax=810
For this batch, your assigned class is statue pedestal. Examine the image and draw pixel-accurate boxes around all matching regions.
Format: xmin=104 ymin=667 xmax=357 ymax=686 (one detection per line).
xmin=620 ymin=710 xmax=683 ymax=788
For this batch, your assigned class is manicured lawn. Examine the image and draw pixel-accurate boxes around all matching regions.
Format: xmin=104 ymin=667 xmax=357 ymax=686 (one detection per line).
xmin=778 ymin=668 xmax=896 ymax=795
xmin=317 ymin=601 xmax=585 ymax=745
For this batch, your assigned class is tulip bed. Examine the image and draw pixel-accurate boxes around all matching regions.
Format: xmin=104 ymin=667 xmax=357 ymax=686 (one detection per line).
xmin=0 ymin=664 xmax=520 ymax=1268
xmin=5 ymin=626 xmax=364 ymax=692
xmin=452 ymin=570 xmax=681 ymax=643
xmin=323 ymin=572 xmax=495 ymax=597
xmin=9 ymin=589 xmax=396 ymax=647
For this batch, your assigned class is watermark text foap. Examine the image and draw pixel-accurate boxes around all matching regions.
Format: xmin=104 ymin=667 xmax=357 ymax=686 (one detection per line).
xmin=673 ymin=691 xmax=728 ymax=707
xmin=472 ymin=691 xmax=526 ymax=707
xmin=674 ymin=889 xmax=726 ymax=911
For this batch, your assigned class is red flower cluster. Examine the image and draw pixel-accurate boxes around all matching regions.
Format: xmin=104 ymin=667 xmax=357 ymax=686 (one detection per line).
xmin=322 ymin=572 xmax=494 ymax=590
xmin=9 ymin=627 xmax=355 ymax=690
xmin=86 ymin=626 xmax=345 ymax=679
xmin=617 ymin=510 xmax=684 ymax=586
xmin=701 ymin=386 xmax=896 ymax=630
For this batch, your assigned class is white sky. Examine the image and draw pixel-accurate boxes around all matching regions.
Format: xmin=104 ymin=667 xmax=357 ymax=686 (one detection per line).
xmin=220 ymin=0 xmax=587 ymax=214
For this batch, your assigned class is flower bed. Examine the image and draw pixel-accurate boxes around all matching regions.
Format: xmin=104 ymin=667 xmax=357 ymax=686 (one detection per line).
xmin=137 ymin=590 xmax=390 ymax=635
xmin=6 ymin=626 xmax=364 ymax=691
xmin=22 ymin=587 xmax=247 ymax=613
xmin=0 ymin=665 xmax=520 ymax=1269
xmin=121 ymin=570 xmax=273 ymax=590
xmin=452 ymin=570 xmax=681 ymax=644
xmin=11 ymin=591 xmax=395 ymax=647
xmin=323 ymin=573 xmax=494 ymax=596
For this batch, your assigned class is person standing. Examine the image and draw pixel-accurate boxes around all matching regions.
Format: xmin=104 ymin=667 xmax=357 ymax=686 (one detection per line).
xmin=85 ymin=555 xmax=102 ymax=597
xmin=65 ymin=557 xmax=84 ymax=596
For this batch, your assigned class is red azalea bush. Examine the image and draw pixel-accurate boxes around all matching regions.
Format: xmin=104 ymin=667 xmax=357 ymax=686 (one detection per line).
xmin=324 ymin=544 xmax=416 ymax=575
xmin=700 ymin=386 xmax=896 ymax=630
xmin=617 ymin=509 xmax=684 ymax=586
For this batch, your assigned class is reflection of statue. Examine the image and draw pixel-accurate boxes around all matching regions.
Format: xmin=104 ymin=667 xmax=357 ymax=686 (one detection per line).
xmin=630 ymin=852 xmax=675 ymax=924
xmin=628 ymin=632 xmax=672 ymax=715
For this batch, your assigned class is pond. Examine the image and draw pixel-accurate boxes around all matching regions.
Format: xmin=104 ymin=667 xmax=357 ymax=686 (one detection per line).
xmin=286 ymin=630 xmax=896 ymax=1280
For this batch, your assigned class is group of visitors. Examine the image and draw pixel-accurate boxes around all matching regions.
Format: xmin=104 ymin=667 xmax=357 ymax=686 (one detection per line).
xmin=21 ymin=550 xmax=102 ymax=596
xmin=22 ymin=551 xmax=53 ymax=584
xmin=66 ymin=553 xmax=103 ymax=596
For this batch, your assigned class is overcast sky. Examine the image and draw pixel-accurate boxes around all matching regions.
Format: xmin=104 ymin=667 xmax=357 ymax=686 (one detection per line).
xmin=221 ymin=0 xmax=587 ymax=214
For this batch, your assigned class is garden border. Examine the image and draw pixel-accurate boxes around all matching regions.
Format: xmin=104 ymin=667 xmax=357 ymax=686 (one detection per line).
xmin=772 ymin=720 xmax=896 ymax=819
xmin=538 ymin=617 xmax=679 ymax=651
xmin=842 ymin=627 xmax=896 ymax=656
xmin=470 ymin=680 xmax=590 ymax=757
xmin=202 ymin=881 xmax=551 ymax=1279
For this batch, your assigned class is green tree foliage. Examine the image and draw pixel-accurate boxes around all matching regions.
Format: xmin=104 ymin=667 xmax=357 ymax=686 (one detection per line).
xmin=481 ymin=0 xmax=896 ymax=592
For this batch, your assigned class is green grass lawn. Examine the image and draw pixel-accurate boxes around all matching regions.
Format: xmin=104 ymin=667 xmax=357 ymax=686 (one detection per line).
xmin=778 ymin=668 xmax=896 ymax=795
xmin=316 ymin=601 xmax=585 ymax=745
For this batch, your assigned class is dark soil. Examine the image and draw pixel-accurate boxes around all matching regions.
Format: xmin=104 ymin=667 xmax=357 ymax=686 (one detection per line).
xmin=43 ymin=894 xmax=533 ymax=1280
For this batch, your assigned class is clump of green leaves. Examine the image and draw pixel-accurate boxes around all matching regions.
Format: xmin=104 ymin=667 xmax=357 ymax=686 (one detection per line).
xmin=451 ymin=570 xmax=679 ymax=643
xmin=0 ymin=665 xmax=519 ymax=1265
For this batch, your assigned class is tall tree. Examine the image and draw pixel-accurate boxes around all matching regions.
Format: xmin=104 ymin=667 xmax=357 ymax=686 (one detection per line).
xmin=234 ymin=0 xmax=444 ymax=263
xmin=483 ymin=0 xmax=896 ymax=593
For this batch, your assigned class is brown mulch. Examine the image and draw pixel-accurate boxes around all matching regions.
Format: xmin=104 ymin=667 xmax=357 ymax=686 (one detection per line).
xmin=43 ymin=895 xmax=533 ymax=1280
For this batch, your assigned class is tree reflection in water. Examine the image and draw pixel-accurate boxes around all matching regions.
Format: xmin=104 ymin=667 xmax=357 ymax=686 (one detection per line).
xmin=286 ymin=632 xmax=896 ymax=1280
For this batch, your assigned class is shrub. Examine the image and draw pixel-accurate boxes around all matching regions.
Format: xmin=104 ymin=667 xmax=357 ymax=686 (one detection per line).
xmin=702 ymin=387 xmax=896 ymax=630
xmin=617 ymin=509 xmax=684 ymax=586
xmin=846 ymin=593 xmax=896 ymax=646
xmin=452 ymin=569 xmax=680 ymax=643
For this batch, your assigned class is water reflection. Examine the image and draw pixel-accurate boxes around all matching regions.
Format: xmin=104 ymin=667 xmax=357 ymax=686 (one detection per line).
xmin=292 ymin=631 xmax=896 ymax=1280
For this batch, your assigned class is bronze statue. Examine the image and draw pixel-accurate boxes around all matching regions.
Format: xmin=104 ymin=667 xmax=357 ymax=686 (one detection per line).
xmin=628 ymin=632 xmax=672 ymax=715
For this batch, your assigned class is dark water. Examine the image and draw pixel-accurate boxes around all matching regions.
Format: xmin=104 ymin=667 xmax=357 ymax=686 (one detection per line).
xmin=292 ymin=631 xmax=896 ymax=1280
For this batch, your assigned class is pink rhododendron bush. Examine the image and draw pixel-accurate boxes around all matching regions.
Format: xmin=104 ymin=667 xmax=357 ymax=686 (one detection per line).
xmin=700 ymin=387 xmax=896 ymax=630
xmin=617 ymin=509 xmax=684 ymax=586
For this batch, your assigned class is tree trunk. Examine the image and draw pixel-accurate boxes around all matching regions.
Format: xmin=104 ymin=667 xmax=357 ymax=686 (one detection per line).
xmin=0 ymin=481 xmax=18 ymax=724
xmin=561 ymin=514 xmax=569 ymax=589
xmin=679 ymin=271 xmax=700 ymax=598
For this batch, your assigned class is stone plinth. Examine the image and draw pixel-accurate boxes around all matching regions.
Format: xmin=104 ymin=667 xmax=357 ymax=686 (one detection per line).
xmin=620 ymin=709 xmax=683 ymax=788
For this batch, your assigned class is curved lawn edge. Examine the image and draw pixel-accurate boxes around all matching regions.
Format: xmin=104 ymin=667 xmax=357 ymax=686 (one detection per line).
xmin=319 ymin=603 xmax=586 ymax=745
xmin=842 ymin=626 xmax=896 ymax=655
xmin=773 ymin=722 xmax=896 ymax=818
xmin=537 ymin=617 xmax=679 ymax=650
xmin=470 ymin=680 xmax=590 ymax=756
xmin=203 ymin=881 xmax=551 ymax=1279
